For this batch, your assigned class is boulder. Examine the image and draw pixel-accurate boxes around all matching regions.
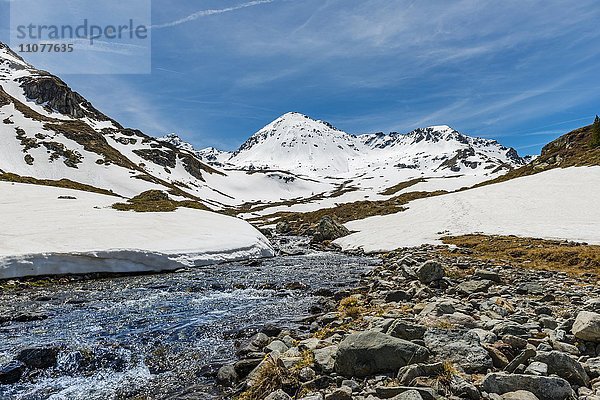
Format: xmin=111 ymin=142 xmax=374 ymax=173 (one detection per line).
xmin=524 ymin=361 xmax=548 ymax=376
xmin=216 ymin=364 xmax=238 ymax=386
xmin=481 ymin=373 xmax=575 ymax=400
xmin=16 ymin=347 xmax=59 ymax=369
xmin=533 ymin=351 xmax=589 ymax=387
xmin=0 ymin=361 xmax=25 ymax=385
xmin=313 ymin=345 xmax=337 ymax=373
xmin=386 ymin=319 xmax=427 ymax=341
xmin=424 ymin=330 xmax=492 ymax=373
xmin=501 ymin=391 xmax=540 ymax=400
xmin=311 ymin=216 xmax=350 ymax=243
xmin=572 ymin=311 xmax=600 ymax=342
xmin=334 ymin=331 xmax=429 ymax=377
xmin=415 ymin=261 xmax=445 ymax=283
xmin=584 ymin=357 xmax=600 ymax=378
xmin=266 ymin=340 xmax=289 ymax=354
xmin=324 ymin=386 xmax=352 ymax=400
xmin=265 ymin=389 xmax=292 ymax=400
xmin=456 ymin=279 xmax=493 ymax=295
xmin=391 ymin=390 xmax=424 ymax=400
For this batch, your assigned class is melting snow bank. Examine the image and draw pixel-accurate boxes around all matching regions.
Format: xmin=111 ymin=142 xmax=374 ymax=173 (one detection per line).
xmin=0 ymin=182 xmax=274 ymax=279
xmin=335 ymin=167 xmax=600 ymax=252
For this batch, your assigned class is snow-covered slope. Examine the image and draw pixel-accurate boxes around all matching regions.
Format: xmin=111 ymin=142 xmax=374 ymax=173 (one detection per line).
xmin=335 ymin=167 xmax=600 ymax=252
xmin=0 ymin=42 xmax=226 ymax=199
xmin=0 ymin=182 xmax=274 ymax=279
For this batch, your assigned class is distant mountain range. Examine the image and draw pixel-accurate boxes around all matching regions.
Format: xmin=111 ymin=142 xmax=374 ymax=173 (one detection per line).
xmin=162 ymin=112 xmax=526 ymax=176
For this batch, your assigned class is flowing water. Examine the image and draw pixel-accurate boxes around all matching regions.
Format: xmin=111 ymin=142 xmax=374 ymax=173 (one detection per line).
xmin=0 ymin=246 xmax=376 ymax=400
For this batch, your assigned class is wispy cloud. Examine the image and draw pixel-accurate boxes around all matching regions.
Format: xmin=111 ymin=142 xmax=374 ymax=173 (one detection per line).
xmin=152 ymin=0 xmax=278 ymax=29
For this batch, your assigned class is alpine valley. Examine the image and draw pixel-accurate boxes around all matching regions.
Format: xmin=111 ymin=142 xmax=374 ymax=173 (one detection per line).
xmin=2 ymin=37 xmax=600 ymax=400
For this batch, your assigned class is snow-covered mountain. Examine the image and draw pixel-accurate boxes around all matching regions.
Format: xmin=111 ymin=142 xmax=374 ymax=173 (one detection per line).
xmin=0 ymin=42 xmax=227 ymax=199
xmin=224 ymin=112 xmax=525 ymax=176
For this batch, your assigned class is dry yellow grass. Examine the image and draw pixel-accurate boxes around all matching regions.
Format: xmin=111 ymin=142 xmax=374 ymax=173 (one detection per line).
xmin=442 ymin=234 xmax=600 ymax=276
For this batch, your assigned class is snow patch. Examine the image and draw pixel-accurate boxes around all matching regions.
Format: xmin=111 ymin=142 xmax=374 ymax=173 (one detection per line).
xmin=335 ymin=167 xmax=600 ymax=252
xmin=0 ymin=182 xmax=274 ymax=279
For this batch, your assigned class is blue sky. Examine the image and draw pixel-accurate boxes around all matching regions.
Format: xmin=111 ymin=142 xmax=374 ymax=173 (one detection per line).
xmin=1 ymin=0 xmax=600 ymax=154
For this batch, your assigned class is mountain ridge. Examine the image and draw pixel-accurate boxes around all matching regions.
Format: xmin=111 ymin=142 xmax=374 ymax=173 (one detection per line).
xmin=163 ymin=111 xmax=527 ymax=177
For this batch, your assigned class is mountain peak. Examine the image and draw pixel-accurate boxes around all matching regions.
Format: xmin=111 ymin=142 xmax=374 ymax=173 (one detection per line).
xmin=0 ymin=42 xmax=30 ymax=68
xmin=270 ymin=112 xmax=341 ymax=132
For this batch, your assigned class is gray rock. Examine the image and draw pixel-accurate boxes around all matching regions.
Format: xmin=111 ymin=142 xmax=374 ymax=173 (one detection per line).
xmin=584 ymin=357 xmax=600 ymax=378
xmin=572 ymin=311 xmax=600 ymax=342
xmin=312 ymin=216 xmax=350 ymax=243
xmin=501 ymin=391 xmax=540 ymax=400
xmin=334 ymin=331 xmax=429 ymax=377
xmin=265 ymin=389 xmax=292 ymax=400
xmin=325 ymin=386 xmax=352 ymax=400
xmin=504 ymin=348 xmax=536 ymax=373
xmin=299 ymin=395 xmax=323 ymax=400
xmin=16 ymin=347 xmax=59 ymax=369
xmin=419 ymin=300 xmax=456 ymax=317
xmin=313 ymin=345 xmax=337 ymax=373
xmin=299 ymin=366 xmax=316 ymax=382
xmin=517 ymin=282 xmax=544 ymax=295
xmin=481 ymin=373 xmax=575 ymax=400
xmin=469 ymin=328 xmax=498 ymax=344
xmin=524 ymin=361 xmax=548 ymax=376
xmin=449 ymin=375 xmax=480 ymax=400
xmin=474 ymin=269 xmax=502 ymax=282
xmin=385 ymin=290 xmax=411 ymax=303
xmin=539 ymin=316 xmax=558 ymax=330
xmin=424 ymin=330 xmax=492 ymax=373
xmin=492 ymin=321 xmax=529 ymax=337
xmin=551 ymin=340 xmax=580 ymax=355
xmin=391 ymin=390 xmax=423 ymax=400
xmin=266 ymin=340 xmax=289 ymax=354
xmin=216 ymin=364 xmax=238 ymax=386
xmin=397 ymin=362 xmax=444 ymax=385
xmin=386 ymin=319 xmax=427 ymax=341
xmin=415 ymin=261 xmax=445 ymax=283
xmin=535 ymin=306 xmax=553 ymax=316
xmin=533 ymin=351 xmax=589 ymax=387
xmin=341 ymin=379 xmax=360 ymax=392
xmin=457 ymin=279 xmax=493 ymax=295
xmin=376 ymin=386 xmax=436 ymax=400
xmin=0 ymin=361 xmax=25 ymax=385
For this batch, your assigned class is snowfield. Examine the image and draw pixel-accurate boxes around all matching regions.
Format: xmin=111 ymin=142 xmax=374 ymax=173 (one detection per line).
xmin=0 ymin=182 xmax=274 ymax=279
xmin=335 ymin=167 xmax=600 ymax=252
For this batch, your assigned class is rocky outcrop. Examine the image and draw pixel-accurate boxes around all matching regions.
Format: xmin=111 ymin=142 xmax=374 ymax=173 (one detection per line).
xmin=311 ymin=216 xmax=350 ymax=243
xmin=19 ymin=75 xmax=109 ymax=120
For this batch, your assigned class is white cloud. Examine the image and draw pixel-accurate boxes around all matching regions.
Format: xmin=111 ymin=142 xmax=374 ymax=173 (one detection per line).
xmin=152 ymin=0 xmax=278 ymax=29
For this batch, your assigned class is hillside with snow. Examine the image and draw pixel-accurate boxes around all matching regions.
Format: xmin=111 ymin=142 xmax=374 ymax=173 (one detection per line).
xmin=335 ymin=166 xmax=600 ymax=252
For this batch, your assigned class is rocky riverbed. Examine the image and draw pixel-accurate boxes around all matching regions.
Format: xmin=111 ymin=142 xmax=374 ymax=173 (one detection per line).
xmin=0 ymin=242 xmax=376 ymax=399
xmin=227 ymin=243 xmax=600 ymax=400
